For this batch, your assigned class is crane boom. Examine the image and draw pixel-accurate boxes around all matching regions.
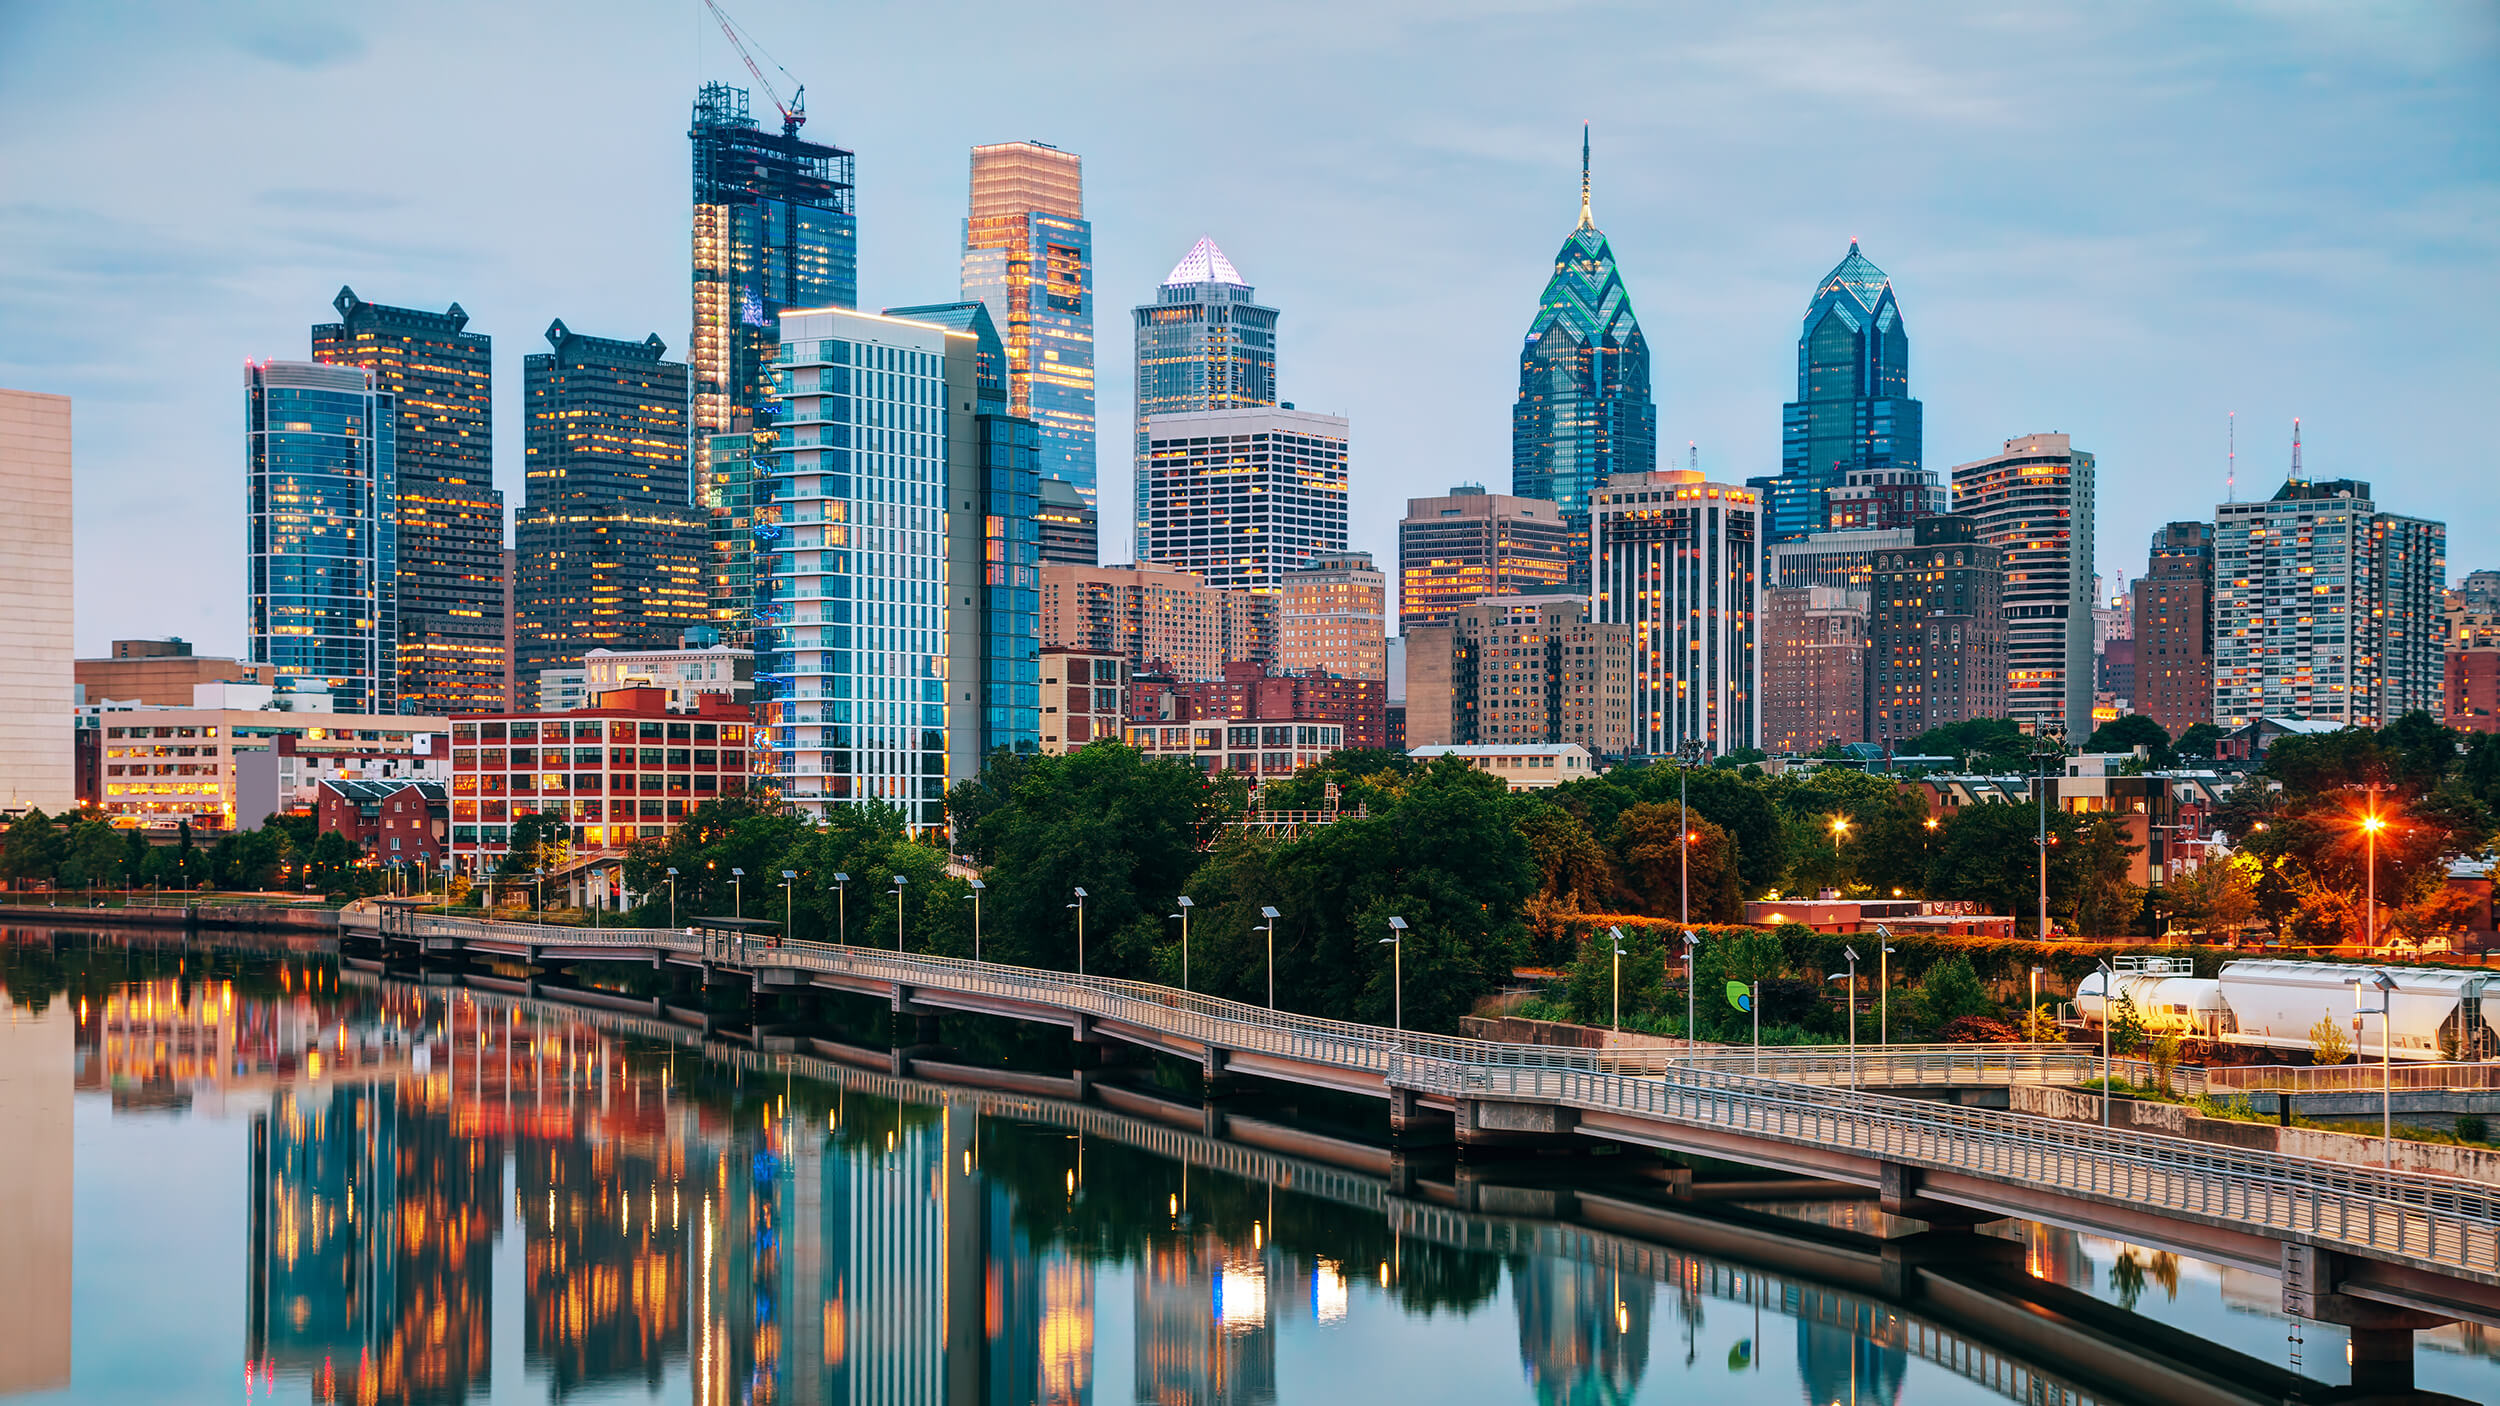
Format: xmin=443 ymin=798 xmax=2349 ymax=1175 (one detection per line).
xmin=702 ymin=0 xmax=805 ymax=136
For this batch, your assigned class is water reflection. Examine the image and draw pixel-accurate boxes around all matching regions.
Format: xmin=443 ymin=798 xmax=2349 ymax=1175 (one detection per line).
xmin=7 ymin=931 xmax=2500 ymax=1405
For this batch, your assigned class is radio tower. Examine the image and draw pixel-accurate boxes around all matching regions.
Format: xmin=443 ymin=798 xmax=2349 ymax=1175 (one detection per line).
xmin=2291 ymin=417 xmax=2303 ymax=482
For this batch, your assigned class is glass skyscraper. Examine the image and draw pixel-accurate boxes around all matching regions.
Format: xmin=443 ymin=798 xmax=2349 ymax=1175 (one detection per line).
xmin=1131 ymin=237 xmax=1278 ymax=559
xmin=961 ymin=142 xmax=1094 ymax=517
xmin=245 ymin=361 xmax=396 ymax=714
xmin=1759 ymin=240 xmax=1923 ymax=541
xmin=1512 ymin=130 xmax=1656 ymax=585
xmin=690 ymin=81 xmax=857 ymax=495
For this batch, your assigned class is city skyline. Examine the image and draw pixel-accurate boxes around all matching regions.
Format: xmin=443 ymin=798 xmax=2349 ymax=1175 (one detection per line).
xmin=2 ymin=2 xmax=2493 ymax=655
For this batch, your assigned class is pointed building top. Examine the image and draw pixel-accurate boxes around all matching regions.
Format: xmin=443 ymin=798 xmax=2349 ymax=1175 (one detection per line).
xmin=1578 ymin=124 xmax=1593 ymax=230
xmin=1163 ymin=236 xmax=1245 ymax=288
xmin=1814 ymin=240 xmax=1893 ymax=316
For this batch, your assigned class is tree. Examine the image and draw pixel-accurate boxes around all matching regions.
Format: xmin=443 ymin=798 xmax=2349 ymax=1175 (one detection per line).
xmin=1904 ymin=717 xmax=2033 ymax=772
xmin=1608 ymin=803 xmax=1739 ymax=921
xmin=1916 ymin=955 xmax=1997 ymax=1030
xmin=1 ymin=810 xmax=64 ymax=885
xmin=2061 ymin=819 xmax=2145 ymax=938
xmin=1927 ymin=801 xmax=2070 ymax=935
xmin=2108 ymin=995 xmax=2148 ymax=1058
xmin=2309 ymin=1014 xmax=2352 ymax=1066
xmin=2174 ymin=722 xmax=2223 ymax=763
xmin=2163 ymin=851 xmax=2258 ymax=939
xmin=2083 ymin=714 xmax=2174 ymax=767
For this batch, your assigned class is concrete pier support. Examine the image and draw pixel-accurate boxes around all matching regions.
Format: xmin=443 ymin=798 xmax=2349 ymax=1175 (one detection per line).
xmin=2282 ymin=1244 xmax=2467 ymax=1403
xmin=1454 ymin=1097 xmax=1579 ymax=1151
xmin=1879 ymin=1163 xmax=2002 ymax=1226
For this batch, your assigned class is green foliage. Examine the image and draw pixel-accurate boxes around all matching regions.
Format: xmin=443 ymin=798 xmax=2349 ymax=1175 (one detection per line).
xmin=2458 ymin=1114 xmax=2489 ymax=1145
xmin=1 ymin=810 xmax=66 ymax=883
xmin=498 ymin=810 xmax=573 ymax=883
xmin=623 ymin=792 xmax=957 ymax=949
xmin=1904 ymin=717 xmax=2036 ymax=772
xmin=2174 ymin=722 xmax=2223 ymax=762
xmin=1607 ymin=803 xmax=1740 ymax=921
xmin=2084 ymin=714 xmax=2174 ymax=767
xmin=2108 ymin=995 xmax=2148 ymax=1058
xmin=1915 ymin=954 xmax=1996 ymax=1029
xmin=1562 ymin=924 xmax=1669 ymax=1028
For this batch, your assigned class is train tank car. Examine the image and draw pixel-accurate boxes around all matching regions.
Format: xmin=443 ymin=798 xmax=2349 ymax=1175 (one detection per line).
xmin=2074 ymin=957 xmax=2225 ymax=1036
xmin=2213 ymin=960 xmax=2494 ymax=1062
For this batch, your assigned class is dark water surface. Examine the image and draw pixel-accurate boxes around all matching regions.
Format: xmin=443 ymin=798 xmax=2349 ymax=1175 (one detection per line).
xmin=3 ymin=928 xmax=2497 ymax=1406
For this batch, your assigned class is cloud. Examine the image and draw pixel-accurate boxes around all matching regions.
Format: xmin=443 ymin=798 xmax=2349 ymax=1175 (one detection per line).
xmin=229 ymin=16 xmax=365 ymax=70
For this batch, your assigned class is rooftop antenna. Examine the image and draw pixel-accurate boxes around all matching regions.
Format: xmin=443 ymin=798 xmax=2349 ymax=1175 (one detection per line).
xmin=2291 ymin=417 xmax=2303 ymax=482
xmin=2226 ymin=411 xmax=2235 ymax=503
xmin=1578 ymin=123 xmax=1592 ymax=230
xmin=1688 ymin=441 xmax=1698 ymax=473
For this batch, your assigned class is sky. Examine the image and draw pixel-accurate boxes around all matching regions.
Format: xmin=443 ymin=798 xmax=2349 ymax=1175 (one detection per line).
xmin=3 ymin=1 xmax=2495 ymax=658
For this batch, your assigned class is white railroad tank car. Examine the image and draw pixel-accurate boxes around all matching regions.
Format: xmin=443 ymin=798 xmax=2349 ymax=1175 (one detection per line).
xmin=2074 ymin=957 xmax=2227 ymax=1037
xmin=2213 ymin=960 xmax=2494 ymax=1062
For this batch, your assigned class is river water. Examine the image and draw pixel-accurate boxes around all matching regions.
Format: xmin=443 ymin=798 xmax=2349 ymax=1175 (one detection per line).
xmin=3 ymin=929 xmax=2497 ymax=1406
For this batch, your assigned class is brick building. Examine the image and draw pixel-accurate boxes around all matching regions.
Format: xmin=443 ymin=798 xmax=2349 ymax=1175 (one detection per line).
xmin=316 ymin=779 xmax=447 ymax=866
xmin=1404 ymin=595 xmax=1633 ymax=754
xmin=1867 ymin=515 xmax=2006 ymax=746
xmin=1041 ymin=646 xmax=1128 ymax=754
xmin=1277 ymin=551 xmax=1387 ymax=681
xmin=2133 ymin=521 xmax=2215 ymax=735
xmin=1129 ymin=661 xmax=1387 ymax=751
xmin=1038 ymin=561 xmax=1270 ymax=680
xmin=1760 ymin=586 xmax=1866 ymax=753
xmin=448 ymin=687 xmax=751 ymax=870
xmin=2448 ymin=609 xmax=2500 ymax=734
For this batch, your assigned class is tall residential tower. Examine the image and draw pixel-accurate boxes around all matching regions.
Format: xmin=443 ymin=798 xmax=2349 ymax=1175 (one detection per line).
xmin=312 ymin=288 xmax=503 ymax=713
xmin=1512 ymin=130 xmax=1656 ymax=585
xmin=961 ymin=141 xmax=1095 ymax=513
xmin=1758 ymin=242 xmax=1922 ymax=542
xmin=1131 ymin=238 xmax=1278 ymax=558
xmin=1951 ymin=433 xmax=2097 ymax=738
xmin=245 ymin=362 xmax=397 ymax=715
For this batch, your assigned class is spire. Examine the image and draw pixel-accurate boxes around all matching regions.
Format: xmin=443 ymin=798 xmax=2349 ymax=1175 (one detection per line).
xmin=2290 ymin=417 xmax=2303 ymax=481
xmin=1162 ymin=236 xmax=1245 ymax=288
xmin=1578 ymin=123 xmax=1593 ymax=230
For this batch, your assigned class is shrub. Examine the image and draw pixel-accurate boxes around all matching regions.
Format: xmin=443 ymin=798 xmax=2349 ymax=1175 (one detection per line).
xmin=1917 ymin=955 xmax=1996 ymax=1029
xmin=1938 ymin=1015 xmax=2022 ymax=1044
xmin=2309 ymin=1015 xmax=2352 ymax=1066
xmin=2459 ymin=1114 xmax=2490 ymax=1145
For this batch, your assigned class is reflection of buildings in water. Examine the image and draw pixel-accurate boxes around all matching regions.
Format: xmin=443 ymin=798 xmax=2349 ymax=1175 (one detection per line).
xmin=518 ymin=1136 xmax=688 ymax=1396
xmin=1135 ymin=1231 xmax=1277 ymax=1406
xmin=2004 ymin=1221 xmax=2095 ymax=1292
xmin=1511 ymin=1255 xmax=1654 ymax=1406
xmin=985 ymin=1181 xmax=1096 ymax=1406
xmin=1796 ymin=1319 xmax=1907 ymax=1406
xmin=250 ymin=1077 xmax=502 ymax=1405
xmin=0 ymin=994 xmax=74 ymax=1395
xmin=77 ymin=977 xmax=409 ymax=1116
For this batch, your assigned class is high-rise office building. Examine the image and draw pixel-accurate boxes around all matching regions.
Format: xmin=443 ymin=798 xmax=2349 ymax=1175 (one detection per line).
xmin=1756 ymin=241 xmax=1922 ymax=542
xmin=0 ymin=387 xmax=74 ymax=812
xmin=1403 ymin=595 xmax=1634 ymax=753
xmin=690 ymin=81 xmax=857 ymax=491
xmin=1038 ymin=562 xmax=1269 ymax=681
xmin=2132 ymin=521 xmax=2215 ymax=736
xmin=1591 ymin=470 xmax=1762 ymax=755
xmin=961 ymin=141 xmax=1094 ymax=500
xmin=1140 ymin=407 xmax=1348 ymax=595
xmin=2214 ymin=475 xmax=2445 ymax=729
xmin=887 ymin=300 xmax=1044 ymax=771
xmin=1034 ymin=475 xmax=1098 ymax=565
xmin=312 ymin=287 xmax=504 ymax=714
xmin=701 ymin=428 xmax=771 ymax=647
xmin=245 ymin=362 xmax=397 ymax=716
xmin=513 ymin=322 xmax=707 ymax=683
xmin=1823 ymin=467 xmax=1945 ymax=532
xmin=1867 ymin=515 xmax=2006 ymax=746
xmin=1760 ymin=586 xmax=1867 ymax=754
xmin=1131 ymin=238 xmax=1278 ymax=557
xmin=763 ymin=306 xmax=1001 ymax=828
xmin=1512 ymin=130 xmax=1656 ymax=583
xmin=1396 ymin=485 xmax=1576 ymax=632
xmin=1278 ymin=551 xmax=1387 ymax=681
xmin=1951 ymin=433 xmax=2097 ymax=738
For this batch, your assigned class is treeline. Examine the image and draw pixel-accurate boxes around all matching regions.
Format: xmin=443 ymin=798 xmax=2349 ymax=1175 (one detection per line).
xmin=0 ymin=809 xmax=383 ymax=898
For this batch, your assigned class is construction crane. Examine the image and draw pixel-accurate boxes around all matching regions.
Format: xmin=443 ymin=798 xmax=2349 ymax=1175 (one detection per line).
xmin=703 ymin=0 xmax=805 ymax=137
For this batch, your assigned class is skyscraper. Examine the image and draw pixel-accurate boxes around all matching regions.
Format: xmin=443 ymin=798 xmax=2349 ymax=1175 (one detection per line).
xmin=2132 ymin=521 xmax=2215 ymax=736
xmin=312 ymin=288 xmax=501 ymax=713
xmin=0 ymin=387 xmax=75 ymax=812
xmin=2214 ymin=473 xmax=2444 ymax=729
xmin=961 ymin=141 xmax=1095 ymax=508
xmin=690 ymin=80 xmax=857 ymax=489
xmin=1591 ymin=470 xmax=1762 ymax=755
xmin=512 ymin=322 xmax=707 ymax=683
xmin=1759 ymin=241 xmax=1923 ymax=542
xmin=1512 ymin=129 xmax=1656 ymax=584
xmin=1132 ymin=238 xmax=1278 ymax=557
xmin=1867 ymin=515 xmax=2007 ymax=746
xmin=1951 ymin=433 xmax=2097 ymax=738
xmin=761 ymin=306 xmax=986 ymax=829
xmin=1396 ymin=485 xmax=1576 ymax=632
xmin=1033 ymin=476 xmax=1098 ymax=566
xmin=245 ymin=362 xmax=397 ymax=716
xmin=1140 ymin=406 xmax=1348 ymax=599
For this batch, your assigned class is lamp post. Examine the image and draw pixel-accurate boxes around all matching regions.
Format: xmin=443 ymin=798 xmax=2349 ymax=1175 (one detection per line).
xmin=1830 ymin=816 xmax=1849 ymax=871
xmin=2034 ymin=736 xmax=2060 ymax=942
xmin=889 ymin=875 xmax=907 ymax=952
xmin=1068 ymin=887 xmax=1088 ymax=975
xmin=832 ymin=873 xmax=849 ymax=945
xmin=1171 ymin=896 xmax=1194 ymax=991
xmin=2030 ymin=964 xmax=2046 ymax=1043
xmin=1874 ymin=924 xmax=1896 ymax=1045
xmin=730 ymin=867 xmax=744 ymax=919
xmin=1679 ymin=760 xmax=1691 ymax=925
xmin=2095 ymin=958 xmax=2115 ymax=1128
xmin=1256 ymin=906 xmax=1281 ymax=1008
xmin=1828 ymin=945 xmax=1860 ymax=1090
xmin=1681 ymin=931 xmax=1699 ymax=1065
xmin=780 ymin=870 xmax=797 ymax=947
xmin=2361 ymin=799 xmax=2384 ymax=954
xmin=965 ymin=879 xmax=985 ymax=962
xmin=2358 ymin=970 xmax=2396 ymax=1166
xmin=1608 ymin=925 xmax=1629 ymax=1033
xmin=1381 ymin=917 xmax=1407 ymax=1033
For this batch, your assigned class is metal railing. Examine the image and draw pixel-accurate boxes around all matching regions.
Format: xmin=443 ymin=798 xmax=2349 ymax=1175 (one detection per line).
xmin=395 ymin=913 xmax=2500 ymax=1283
xmin=2204 ymin=1062 xmax=2500 ymax=1094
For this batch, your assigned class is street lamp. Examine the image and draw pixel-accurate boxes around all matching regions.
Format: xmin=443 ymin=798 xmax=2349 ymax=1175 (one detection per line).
xmin=1256 ymin=906 xmax=1282 ymax=1008
xmin=965 ymin=878 xmax=985 ymax=962
xmin=1681 ymin=931 xmax=1699 ymax=1064
xmin=832 ymin=873 xmax=849 ymax=945
xmin=2029 ymin=964 xmax=2047 ymax=1044
xmin=2356 ymin=970 xmax=2397 ymax=1166
xmin=1828 ymin=945 xmax=1860 ymax=1090
xmin=1830 ymin=816 xmax=1849 ymax=866
xmin=781 ymin=870 xmax=797 ymax=947
xmin=1381 ymin=917 xmax=1407 ymax=1033
xmin=1608 ymin=925 xmax=1630 ymax=1033
xmin=1170 ymin=895 xmax=1194 ymax=991
xmin=1874 ymin=924 xmax=1897 ymax=1045
xmin=2095 ymin=958 xmax=2115 ymax=1128
xmin=1068 ymin=887 xmax=1088 ymax=975
xmin=2361 ymin=807 xmax=2385 ymax=953
xmin=730 ymin=867 xmax=744 ymax=919
xmin=889 ymin=875 xmax=907 ymax=952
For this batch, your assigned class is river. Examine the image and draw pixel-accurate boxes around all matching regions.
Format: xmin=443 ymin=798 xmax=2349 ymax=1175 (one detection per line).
xmin=2 ymin=926 xmax=2496 ymax=1405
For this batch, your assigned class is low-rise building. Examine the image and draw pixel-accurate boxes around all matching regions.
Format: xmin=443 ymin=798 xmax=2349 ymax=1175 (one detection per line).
xmin=316 ymin=779 xmax=447 ymax=866
xmin=448 ymin=688 xmax=752 ymax=873
xmin=1040 ymin=646 xmax=1127 ymax=754
xmin=2446 ymin=609 xmax=2500 ymax=735
xmin=1129 ymin=662 xmax=1388 ymax=751
xmin=82 ymin=683 xmax=447 ymax=831
xmin=75 ymin=639 xmax=272 ymax=706
xmin=1127 ymin=718 xmax=1346 ymax=781
xmin=583 ymin=641 xmax=754 ymax=707
xmin=1407 ymin=742 xmax=1593 ymax=791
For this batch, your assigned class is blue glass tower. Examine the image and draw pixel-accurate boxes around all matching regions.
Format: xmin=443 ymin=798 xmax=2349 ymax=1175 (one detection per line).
xmin=1511 ymin=128 xmax=1656 ymax=583
xmin=246 ymin=361 xmax=396 ymax=714
xmin=1760 ymin=241 xmax=1922 ymax=541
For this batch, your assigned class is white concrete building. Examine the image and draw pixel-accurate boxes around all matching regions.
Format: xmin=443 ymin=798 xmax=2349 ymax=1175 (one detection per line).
xmin=583 ymin=642 xmax=753 ymax=706
xmin=1140 ymin=407 xmax=1348 ymax=595
xmin=1408 ymin=742 xmax=1594 ymax=791
xmin=0 ymin=388 xmax=74 ymax=813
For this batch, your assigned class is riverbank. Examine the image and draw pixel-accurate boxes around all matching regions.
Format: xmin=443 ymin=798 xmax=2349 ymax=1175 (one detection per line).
xmin=0 ymin=901 xmax=338 ymax=933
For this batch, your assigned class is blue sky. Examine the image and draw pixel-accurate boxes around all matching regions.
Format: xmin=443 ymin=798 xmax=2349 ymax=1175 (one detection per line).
xmin=3 ymin=1 xmax=2494 ymax=656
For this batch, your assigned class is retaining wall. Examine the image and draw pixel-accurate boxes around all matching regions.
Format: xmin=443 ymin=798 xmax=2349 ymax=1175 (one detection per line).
xmin=2009 ymin=1083 xmax=2500 ymax=1180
